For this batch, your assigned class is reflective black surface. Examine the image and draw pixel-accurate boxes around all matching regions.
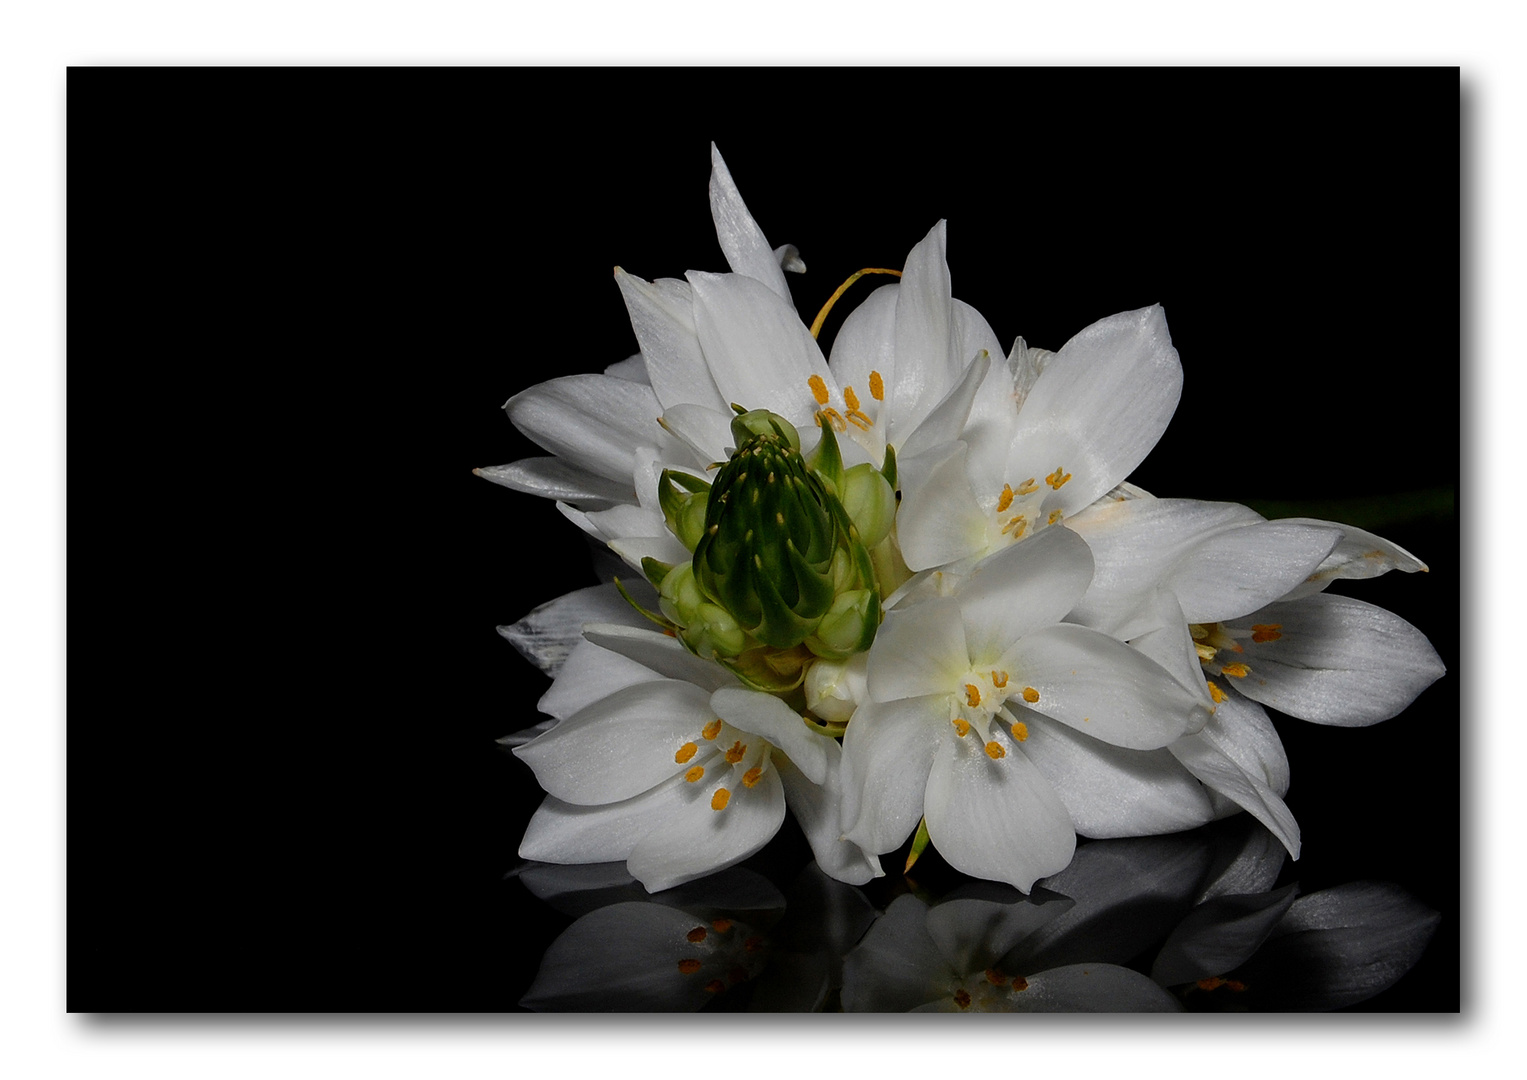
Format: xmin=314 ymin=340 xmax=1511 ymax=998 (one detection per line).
xmin=68 ymin=67 xmax=1459 ymax=1012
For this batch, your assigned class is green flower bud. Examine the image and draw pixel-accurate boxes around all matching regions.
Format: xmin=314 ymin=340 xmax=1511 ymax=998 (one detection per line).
xmin=806 ymin=587 xmax=878 ymax=660
xmin=657 ymin=469 xmax=711 ymax=552
xmin=841 ymin=462 xmax=897 ymax=549
xmin=657 ymin=562 xmax=747 ymax=659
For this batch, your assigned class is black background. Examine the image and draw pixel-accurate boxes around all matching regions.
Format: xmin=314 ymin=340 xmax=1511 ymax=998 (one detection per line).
xmin=68 ymin=68 xmax=1460 ymax=1011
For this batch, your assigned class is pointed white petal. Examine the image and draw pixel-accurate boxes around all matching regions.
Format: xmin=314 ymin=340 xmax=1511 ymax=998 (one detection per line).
xmin=1278 ymin=518 xmax=1431 ymax=600
xmin=656 ymin=403 xmax=735 ymax=465
xmin=772 ymin=741 xmax=883 ymax=886
xmin=1223 ymin=594 xmax=1446 ymax=725
xmin=504 ymin=373 xmax=666 ymax=484
xmin=536 ymin=639 xmax=671 ymax=720
xmin=866 ymin=596 xmax=970 ymax=702
xmin=839 ymin=695 xmax=947 ymax=853
xmin=497 ymin=583 xmax=655 ymax=676
xmin=580 ymin=623 xmax=740 ymax=693
xmin=626 ymin=760 xmax=786 ymax=892
xmin=899 ymin=349 xmax=992 ymax=461
xmin=710 ymin=687 xmax=829 ymax=785
xmin=708 ymin=144 xmax=791 ymax=301
xmin=922 ymin=734 xmax=1076 ymax=893
xmin=613 ymin=270 xmax=729 ymax=414
xmin=1001 ymin=624 xmax=1211 ymax=749
xmin=895 ymin=441 xmax=990 ymax=571
xmin=603 ymin=352 xmax=650 ymax=384
xmin=1004 ymin=305 xmax=1183 ymax=516
xmin=1167 ymin=521 xmax=1342 ymax=624
xmin=474 ymin=458 xmax=632 ymax=505
xmin=826 ymin=281 xmax=898 ymax=433
xmin=890 ymin=221 xmax=958 ymax=435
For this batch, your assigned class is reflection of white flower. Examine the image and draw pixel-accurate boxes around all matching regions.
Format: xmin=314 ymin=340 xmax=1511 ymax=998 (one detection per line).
xmin=840 ymin=526 xmax=1214 ymax=892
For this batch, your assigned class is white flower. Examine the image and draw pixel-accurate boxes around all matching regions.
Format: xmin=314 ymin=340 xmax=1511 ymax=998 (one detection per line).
xmin=839 ymin=526 xmax=1214 ymax=892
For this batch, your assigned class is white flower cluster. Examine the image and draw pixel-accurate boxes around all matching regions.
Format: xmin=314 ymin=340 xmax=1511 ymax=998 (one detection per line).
xmin=479 ymin=146 xmax=1445 ymax=894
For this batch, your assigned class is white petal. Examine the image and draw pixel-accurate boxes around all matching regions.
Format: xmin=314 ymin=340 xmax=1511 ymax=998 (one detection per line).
xmin=504 ymin=373 xmax=666 ymax=484
xmin=656 ymin=403 xmax=735 ymax=465
xmin=497 ymin=583 xmax=655 ymax=677
xmin=1278 ymin=518 xmax=1431 ymax=600
xmin=1018 ymin=718 xmax=1215 ymax=838
xmin=613 ymin=270 xmax=729 ymax=414
xmin=955 ymin=523 xmax=1094 ymax=664
xmin=898 ymin=349 xmax=992 ymax=461
xmin=710 ymin=687 xmax=829 ymax=785
xmin=1166 ymin=521 xmax=1342 ymax=624
xmin=519 ymin=787 xmax=672 ymax=866
xmin=626 ymin=760 xmax=786 ymax=892
xmin=890 ymin=221 xmax=958 ymax=436
xmin=866 ymin=596 xmax=970 ymax=702
xmin=922 ymin=733 xmax=1076 ymax=893
xmin=839 ymin=695 xmax=947 ymax=853
xmin=686 ymin=270 xmax=829 ymax=427
xmin=1004 ymin=305 xmax=1183 ymax=517
xmin=537 ymin=639 xmax=669 ymax=720
xmin=1168 ymin=732 xmax=1301 ymax=860
xmin=580 ymin=623 xmax=740 ymax=693
xmin=514 ymin=680 xmax=716 ymax=805
xmin=603 ymin=352 xmax=650 ymax=384
xmin=894 ymin=441 xmax=990 ymax=571
xmin=1000 ymin=623 xmax=1211 ymax=749
xmin=474 ymin=458 xmax=632 ymax=506
xmin=840 ymin=894 xmax=954 ymax=1012
xmin=708 ymin=143 xmax=791 ymax=301
xmin=772 ymin=741 xmax=883 ymax=886
xmin=1223 ymin=594 xmax=1447 ymax=725
xmin=827 ymin=282 xmax=898 ymax=436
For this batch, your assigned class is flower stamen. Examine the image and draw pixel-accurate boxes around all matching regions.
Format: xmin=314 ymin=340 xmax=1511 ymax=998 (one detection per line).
xmin=985 ymin=740 xmax=1005 ymax=760
xmin=1021 ymin=686 xmax=1040 ymax=703
xmin=675 ymin=742 xmax=698 ymax=764
xmin=1046 ymin=466 xmax=1073 ymax=490
xmin=711 ymin=788 xmax=731 ymax=811
xmin=685 ymin=765 xmax=706 ymax=783
xmin=868 ymin=370 xmax=885 ymax=401
xmin=808 ymin=268 xmax=904 ymax=339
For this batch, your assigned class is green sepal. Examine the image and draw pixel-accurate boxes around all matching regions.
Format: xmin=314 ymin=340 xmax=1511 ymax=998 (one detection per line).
xmin=640 ymin=556 xmax=674 ymax=590
xmin=881 ymin=442 xmax=898 ymax=493
xmin=612 ymin=576 xmax=677 ymax=632
xmin=904 ymin=817 xmax=932 ymax=874
xmin=806 ymin=419 xmax=845 ymax=493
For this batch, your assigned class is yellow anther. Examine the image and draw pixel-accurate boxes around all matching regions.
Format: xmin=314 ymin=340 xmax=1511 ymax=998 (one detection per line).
xmin=742 ymin=765 xmax=763 ymax=788
xmin=984 ymin=740 xmax=1006 ymax=760
xmin=997 ymin=484 xmax=1015 ymax=512
xmin=965 ymin=683 xmax=982 ymax=707
xmin=1022 ymin=686 xmax=1040 ymax=703
xmin=724 ymin=740 xmax=747 ymax=764
xmin=685 ymin=765 xmax=706 ymax=783
xmin=1001 ymin=515 xmax=1028 ymax=538
xmin=712 ymin=918 xmax=732 ymax=932
xmin=1010 ymin=721 xmax=1029 ymax=742
xmin=869 ymin=370 xmax=885 ymax=401
xmin=686 ymin=926 xmax=707 ymax=943
xmin=675 ymin=742 xmax=698 ymax=764
xmin=844 ymin=386 xmax=861 ymax=411
xmin=1194 ymin=641 xmax=1218 ymax=662
xmin=1221 ymin=662 xmax=1250 ymax=678
xmin=991 ymin=670 xmax=1008 ymax=688
xmin=1189 ymin=624 xmax=1210 ymax=641
xmin=1046 ymin=466 xmax=1073 ymax=490
xmin=1047 ymin=508 xmax=1064 ymax=526
xmin=1251 ymin=623 xmax=1284 ymax=643
xmin=711 ymin=788 xmax=731 ymax=811
xmin=986 ymin=969 xmax=1008 ymax=986
xmin=807 ymin=374 xmax=830 ymax=405
xmin=701 ymin=718 xmax=722 ymax=740
xmin=952 ymin=718 xmax=971 ymax=738
xmin=808 ymin=268 xmax=903 ymax=339
xmin=678 ymin=958 xmax=703 ymax=975
xmin=1206 ymin=680 xmax=1227 ymax=704
xmin=818 ymin=407 xmax=847 ymax=432
xmin=1015 ymin=477 xmax=1038 ymax=496
xmin=845 ymin=410 xmax=872 ymax=431
xmin=953 ymin=988 xmax=972 ymax=1009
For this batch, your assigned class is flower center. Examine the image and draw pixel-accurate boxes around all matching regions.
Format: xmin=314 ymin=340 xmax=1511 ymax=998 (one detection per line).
xmin=1189 ymin=621 xmax=1282 ymax=688
xmin=948 ymin=668 xmax=1035 ymax=756
xmin=674 ymin=715 xmax=773 ymax=812
xmin=984 ymin=466 xmax=1073 ymax=549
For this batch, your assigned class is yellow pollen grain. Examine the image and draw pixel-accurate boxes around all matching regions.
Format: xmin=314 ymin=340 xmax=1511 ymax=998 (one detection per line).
xmin=1022 ymin=686 xmax=1040 ymax=703
xmin=1010 ymin=721 xmax=1029 ymax=742
xmin=953 ymin=988 xmax=972 ymax=1009
xmin=1206 ymin=680 xmax=1227 ymax=704
xmin=1047 ymin=508 xmax=1064 ymax=526
xmin=997 ymin=484 xmax=1015 ymax=512
xmin=991 ymin=670 xmax=1008 ymax=688
xmin=686 ymin=927 xmax=707 ymax=943
xmin=985 ymin=740 xmax=1005 ymax=760
xmin=675 ymin=742 xmax=698 ymax=764
xmin=1015 ymin=477 xmax=1038 ymax=496
xmin=711 ymin=788 xmax=731 ymax=811
xmin=986 ymin=969 xmax=1008 ymax=986
xmin=844 ymin=386 xmax=861 ymax=410
xmin=869 ymin=370 xmax=885 ymax=400
xmin=1251 ymin=623 xmax=1284 ymax=643
xmin=742 ymin=765 xmax=763 ymax=788
xmin=1221 ymin=662 xmax=1250 ymax=678
xmin=724 ymin=740 xmax=747 ymax=764
xmin=965 ymin=683 xmax=982 ymax=707
xmin=952 ymin=718 xmax=971 ymax=738
xmin=807 ymin=374 xmax=830 ymax=405
xmin=685 ymin=765 xmax=706 ymax=783
xmin=712 ymin=918 xmax=732 ymax=932
xmin=701 ymin=718 xmax=722 ymax=740
xmin=677 ymin=958 xmax=702 ymax=975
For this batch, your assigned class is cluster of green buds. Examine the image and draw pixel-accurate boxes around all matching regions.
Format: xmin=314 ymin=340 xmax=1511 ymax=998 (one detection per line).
xmin=639 ymin=408 xmax=898 ymax=696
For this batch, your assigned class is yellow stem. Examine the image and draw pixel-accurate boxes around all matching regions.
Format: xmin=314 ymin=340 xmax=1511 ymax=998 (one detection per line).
xmin=809 ymin=267 xmax=903 ymax=339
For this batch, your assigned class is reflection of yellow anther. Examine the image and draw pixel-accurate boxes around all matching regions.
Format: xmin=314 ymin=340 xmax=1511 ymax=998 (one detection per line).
xmin=704 ymin=979 xmax=725 ymax=994
xmin=712 ymin=918 xmax=732 ymax=932
xmin=685 ymin=765 xmax=706 ymax=783
xmin=701 ymin=718 xmax=722 ymax=740
xmin=744 ymin=935 xmax=764 ymax=953
xmin=807 ymin=374 xmax=830 ymax=405
xmin=725 ymin=740 xmax=747 ymax=764
xmin=678 ymin=958 xmax=702 ymax=975
xmin=997 ymin=484 xmax=1015 ymax=512
xmin=952 ymin=718 xmax=971 ymax=738
xmin=869 ymin=370 xmax=885 ymax=401
xmin=1015 ymin=477 xmax=1038 ymax=496
xmin=1010 ymin=975 xmax=1029 ymax=992
xmin=675 ymin=742 xmax=698 ymax=764
xmin=1206 ymin=680 xmax=1227 ymax=704
xmin=985 ymin=741 xmax=1005 ymax=760
xmin=844 ymin=386 xmax=861 ymax=411
xmin=992 ymin=670 xmax=1009 ymax=688
xmin=1047 ymin=508 xmax=1064 ymax=526
xmin=687 ymin=927 xmax=707 ymax=943
xmin=1251 ymin=623 xmax=1283 ymax=643
xmin=1046 ymin=466 xmax=1073 ymax=490
xmin=986 ymin=969 xmax=1008 ymax=986
xmin=742 ymin=765 xmax=763 ymax=788
xmin=965 ymin=684 xmax=982 ymax=707
xmin=1221 ymin=663 xmax=1250 ymax=678
xmin=711 ymin=788 xmax=731 ymax=811
xmin=1010 ymin=721 xmax=1029 ymax=742
xmin=953 ymin=988 xmax=972 ymax=1009
xmin=1022 ymin=687 xmax=1040 ymax=703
